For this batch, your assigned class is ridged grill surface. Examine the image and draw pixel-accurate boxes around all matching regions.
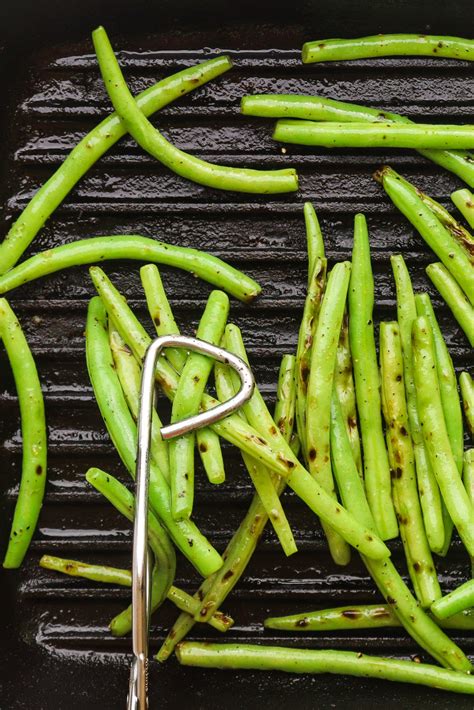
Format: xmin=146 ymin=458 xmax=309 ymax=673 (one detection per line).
xmin=0 ymin=30 xmax=473 ymax=710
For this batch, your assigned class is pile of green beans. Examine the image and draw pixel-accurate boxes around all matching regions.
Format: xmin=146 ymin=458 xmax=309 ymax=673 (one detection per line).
xmin=90 ymin=266 xmax=388 ymax=561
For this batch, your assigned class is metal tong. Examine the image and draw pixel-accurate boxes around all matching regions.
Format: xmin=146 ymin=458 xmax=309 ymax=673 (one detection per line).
xmin=127 ymin=334 xmax=255 ymax=710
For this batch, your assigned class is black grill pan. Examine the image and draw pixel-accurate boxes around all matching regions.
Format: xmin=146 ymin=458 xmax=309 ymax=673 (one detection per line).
xmin=0 ymin=2 xmax=472 ymax=708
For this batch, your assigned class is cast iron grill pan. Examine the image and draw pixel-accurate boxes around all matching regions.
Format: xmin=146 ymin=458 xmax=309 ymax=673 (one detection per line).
xmin=0 ymin=25 xmax=472 ymax=710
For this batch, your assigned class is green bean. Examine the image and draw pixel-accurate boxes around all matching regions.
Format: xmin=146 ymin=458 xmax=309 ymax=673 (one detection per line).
xmin=415 ymin=294 xmax=464 ymax=474
xmin=426 ymin=263 xmax=474 ymax=346
xmin=84 ymin=467 xmax=175 ymax=636
xmin=241 ymin=94 xmax=474 ymax=187
xmin=301 ymin=34 xmax=474 ymax=63
xmin=217 ymin=328 xmax=297 ymax=556
xmin=330 ymin=391 xmax=373 ymax=529
xmin=303 ymin=202 xmax=325 ymax=282
xmin=431 ymin=580 xmax=474 ymax=621
xmin=265 ymin=603 xmax=474 ymax=632
xmin=176 ymin=643 xmax=474 ymax=694
xmin=140 ymin=264 xmax=225 ymax=484
xmin=39 ymin=555 xmax=233 ymax=632
xmin=306 ymin=262 xmax=352 ymax=565
xmin=140 ymin=264 xmax=187 ymax=372
xmin=349 ymin=215 xmax=398 ymax=540
xmin=375 ymin=167 xmax=474 ymax=304
xmin=157 ymin=355 xmax=297 ymax=661
xmin=274 ymin=355 xmax=297 ymax=442
xmin=459 ymin=372 xmax=474 ymax=436
xmin=334 ymin=311 xmax=362 ymax=476
xmin=109 ymin=325 xmax=170 ymax=482
xmin=452 ymin=189 xmax=474 ymax=229
xmin=391 ymin=256 xmax=445 ymax=553
xmin=92 ymin=27 xmax=297 ymax=194
xmin=91 ymin=267 xmax=390 ymax=560
xmin=0 ymin=56 xmax=233 ymax=276
xmin=169 ymin=290 xmax=229 ymax=520
xmin=295 ymin=257 xmax=327 ymax=458
xmin=40 ymin=554 xmax=132 ymax=586
xmin=464 ymin=449 xmax=474 ymax=507
xmin=414 ymin=295 xmax=462 ymax=557
xmin=378 ymin=167 xmax=474 ymax=259
xmin=380 ymin=322 xmax=441 ymax=607
xmin=85 ymin=296 xmax=223 ymax=576
xmin=412 ymin=316 xmax=474 ymax=557
xmin=1 ymin=300 xmax=47 ymax=569
xmin=0 ymin=236 xmax=261 ymax=303
xmin=273 ymin=120 xmax=474 ymax=150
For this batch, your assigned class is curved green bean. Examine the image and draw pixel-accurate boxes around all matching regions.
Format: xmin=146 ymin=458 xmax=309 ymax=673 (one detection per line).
xmin=349 ymin=215 xmax=397 ymax=540
xmin=109 ymin=325 xmax=170 ymax=482
xmin=306 ymin=262 xmax=352 ymax=565
xmin=426 ymin=263 xmax=474 ymax=346
xmin=93 ymin=27 xmax=297 ymax=194
xmin=241 ymin=94 xmax=474 ymax=187
xmin=334 ymin=311 xmax=362 ymax=476
xmin=415 ymin=294 xmax=463 ymax=474
xmin=431 ymin=580 xmax=474 ymax=620
xmin=169 ymin=290 xmax=229 ymax=520
xmin=1 ymin=299 xmax=47 ymax=569
xmin=375 ymin=167 xmax=474 ymax=304
xmin=273 ymin=120 xmax=474 ymax=150
xmin=0 ymin=236 xmax=261 ymax=303
xmin=0 ymin=55 xmax=233 ymax=276
xmin=264 ymin=603 xmax=474 ymax=632
xmin=459 ymin=372 xmax=474 ymax=436
xmin=380 ymin=322 xmax=441 ymax=607
xmin=391 ymin=256 xmax=444 ymax=553
xmin=452 ymin=188 xmax=474 ymax=228
xmin=176 ymin=643 xmax=474 ymax=694
xmin=85 ymin=296 xmax=223 ymax=577
xmin=91 ymin=268 xmax=390 ymax=561
xmin=84 ymin=467 xmax=175 ymax=636
xmin=40 ymin=555 xmax=233 ymax=632
xmin=303 ymin=202 xmax=325 ymax=282
xmin=295 ymin=257 xmax=327 ymax=458
xmin=140 ymin=264 xmax=225 ymax=484
xmin=302 ymin=34 xmax=474 ymax=63
xmin=412 ymin=316 xmax=474 ymax=557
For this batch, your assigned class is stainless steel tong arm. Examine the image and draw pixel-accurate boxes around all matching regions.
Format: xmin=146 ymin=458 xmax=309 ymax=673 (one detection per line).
xmin=128 ymin=334 xmax=255 ymax=710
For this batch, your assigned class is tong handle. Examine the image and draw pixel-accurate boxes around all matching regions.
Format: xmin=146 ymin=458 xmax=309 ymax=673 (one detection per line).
xmin=128 ymin=335 xmax=255 ymax=710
